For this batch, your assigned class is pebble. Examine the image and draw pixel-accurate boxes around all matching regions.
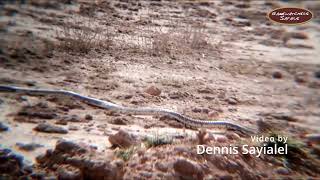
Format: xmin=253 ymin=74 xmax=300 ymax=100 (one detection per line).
xmin=0 ymin=148 xmax=25 ymax=177
xmin=216 ymin=135 xmax=228 ymax=143
xmin=85 ymin=114 xmax=93 ymax=120
xmin=226 ymin=97 xmax=238 ymax=105
xmin=226 ymin=132 xmax=241 ymax=140
xmin=111 ymin=159 xmax=124 ymax=168
xmin=173 ymin=158 xmax=204 ymax=179
xmin=155 ymin=162 xmax=168 ymax=172
xmin=197 ymin=87 xmax=212 ymax=94
xmin=108 ymin=129 xmax=137 ymax=148
xmin=16 ymin=142 xmax=43 ymax=151
xmin=34 ymin=123 xmax=68 ymax=134
xmin=57 ymin=165 xmax=82 ymax=180
xmin=68 ymin=125 xmax=79 ymax=131
xmin=294 ymin=72 xmax=308 ymax=83
xmin=62 ymin=115 xmax=82 ymax=122
xmin=140 ymin=171 xmax=152 ymax=178
xmin=0 ymin=122 xmax=9 ymax=132
xmin=55 ymin=119 xmax=68 ymax=125
xmin=144 ymin=86 xmax=161 ymax=96
xmin=275 ymin=167 xmax=290 ymax=175
xmin=55 ymin=140 xmax=87 ymax=154
xmin=220 ymin=175 xmax=233 ymax=180
xmin=272 ymin=71 xmax=283 ymax=79
xmin=30 ymin=172 xmax=46 ymax=179
xmin=305 ymin=134 xmax=320 ymax=144
xmin=315 ymin=71 xmax=320 ymax=79
xmin=226 ymin=160 xmax=241 ymax=173
xmin=110 ymin=117 xmax=128 ymax=125
xmin=208 ymin=110 xmax=219 ymax=118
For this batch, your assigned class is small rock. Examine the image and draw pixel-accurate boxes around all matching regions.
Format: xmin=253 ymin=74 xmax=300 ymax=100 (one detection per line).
xmin=272 ymin=71 xmax=283 ymax=79
xmin=144 ymin=86 xmax=161 ymax=96
xmin=57 ymin=165 xmax=82 ymax=180
xmin=289 ymin=32 xmax=308 ymax=39
xmin=85 ymin=114 xmax=93 ymax=120
xmin=315 ymin=71 xmax=320 ymax=79
xmin=108 ymin=129 xmax=137 ymax=148
xmin=56 ymin=119 xmax=68 ymax=125
xmin=155 ymin=162 xmax=168 ymax=172
xmin=34 ymin=123 xmax=68 ymax=134
xmin=22 ymin=165 xmax=34 ymax=174
xmin=55 ymin=140 xmax=86 ymax=153
xmin=311 ymin=146 xmax=320 ymax=157
xmin=305 ymin=134 xmax=320 ymax=144
xmin=111 ymin=159 xmax=124 ymax=168
xmin=173 ymin=158 xmax=204 ymax=179
xmin=16 ymin=142 xmax=43 ymax=151
xmin=140 ymin=171 xmax=152 ymax=178
xmin=110 ymin=117 xmax=128 ymax=125
xmin=275 ymin=167 xmax=290 ymax=175
xmin=25 ymin=80 xmax=37 ymax=86
xmin=226 ymin=160 xmax=241 ymax=173
xmin=0 ymin=122 xmax=9 ymax=132
xmin=197 ymin=87 xmax=212 ymax=94
xmin=208 ymin=110 xmax=220 ymax=118
xmin=309 ymin=81 xmax=320 ymax=89
xmin=30 ymin=172 xmax=46 ymax=179
xmin=168 ymin=92 xmax=181 ymax=99
xmin=192 ymin=108 xmax=209 ymax=114
xmin=68 ymin=125 xmax=79 ymax=131
xmin=0 ymin=148 xmax=25 ymax=177
xmin=43 ymin=176 xmax=57 ymax=180
xmin=220 ymin=175 xmax=233 ymax=180
xmin=203 ymin=96 xmax=215 ymax=100
xmin=226 ymin=132 xmax=240 ymax=140
xmin=226 ymin=97 xmax=238 ymax=105
xmin=62 ymin=115 xmax=82 ymax=122
xmin=192 ymin=108 xmax=202 ymax=113
xmin=294 ymin=72 xmax=308 ymax=83
xmin=239 ymin=169 xmax=257 ymax=180
xmin=257 ymin=119 xmax=273 ymax=132
xmin=216 ymin=135 xmax=228 ymax=143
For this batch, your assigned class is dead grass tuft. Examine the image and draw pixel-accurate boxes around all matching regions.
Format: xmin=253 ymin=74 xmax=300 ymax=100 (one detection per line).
xmin=115 ymin=146 xmax=138 ymax=161
xmin=144 ymin=133 xmax=173 ymax=148
xmin=55 ymin=16 xmax=114 ymax=54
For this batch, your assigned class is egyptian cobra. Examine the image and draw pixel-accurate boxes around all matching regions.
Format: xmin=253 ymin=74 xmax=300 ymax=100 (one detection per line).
xmin=0 ymin=85 xmax=256 ymax=135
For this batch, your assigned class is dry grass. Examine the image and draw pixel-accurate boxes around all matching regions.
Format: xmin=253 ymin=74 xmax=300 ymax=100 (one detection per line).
xmin=115 ymin=146 xmax=138 ymax=161
xmin=137 ymin=19 xmax=212 ymax=57
xmin=54 ymin=13 xmax=212 ymax=57
xmin=144 ymin=133 xmax=173 ymax=148
xmin=55 ymin=16 xmax=114 ymax=54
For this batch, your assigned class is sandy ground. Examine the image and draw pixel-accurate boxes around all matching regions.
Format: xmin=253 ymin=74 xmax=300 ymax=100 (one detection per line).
xmin=0 ymin=0 xmax=320 ymax=179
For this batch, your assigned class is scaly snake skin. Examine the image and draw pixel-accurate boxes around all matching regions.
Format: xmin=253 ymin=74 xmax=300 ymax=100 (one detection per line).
xmin=0 ymin=85 xmax=256 ymax=135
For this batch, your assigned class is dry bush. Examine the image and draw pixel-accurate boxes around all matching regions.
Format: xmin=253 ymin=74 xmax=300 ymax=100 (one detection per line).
xmin=130 ymin=19 xmax=212 ymax=57
xmin=149 ymin=27 xmax=176 ymax=56
xmin=55 ymin=16 xmax=114 ymax=54
xmin=181 ymin=22 xmax=210 ymax=50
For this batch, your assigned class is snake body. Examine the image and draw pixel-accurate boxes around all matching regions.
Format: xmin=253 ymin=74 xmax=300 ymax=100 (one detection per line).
xmin=0 ymin=85 xmax=256 ymax=135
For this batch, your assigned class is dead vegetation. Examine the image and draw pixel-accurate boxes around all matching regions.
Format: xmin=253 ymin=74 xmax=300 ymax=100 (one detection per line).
xmin=115 ymin=146 xmax=138 ymax=161
xmin=144 ymin=134 xmax=174 ymax=148
xmin=55 ymin=16 xmax=114 ymax=54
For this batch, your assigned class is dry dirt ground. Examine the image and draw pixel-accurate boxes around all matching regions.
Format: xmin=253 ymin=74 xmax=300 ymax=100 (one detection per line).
xmin=0 ymin=0 xmax=320 ymax=179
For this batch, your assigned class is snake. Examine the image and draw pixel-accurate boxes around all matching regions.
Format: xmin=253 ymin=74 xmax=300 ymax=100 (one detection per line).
xmin=0 ymin=85 xmax=256 ymax=135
